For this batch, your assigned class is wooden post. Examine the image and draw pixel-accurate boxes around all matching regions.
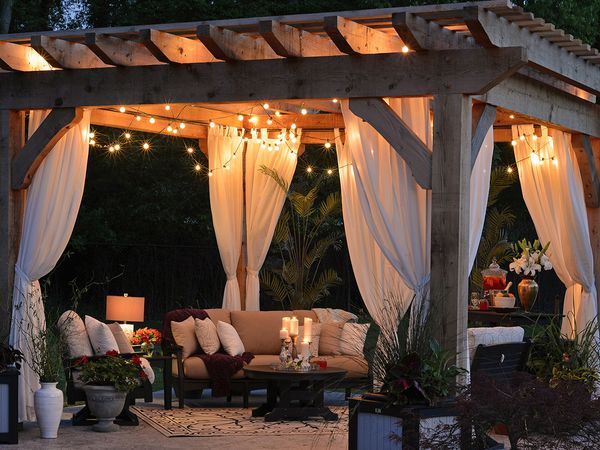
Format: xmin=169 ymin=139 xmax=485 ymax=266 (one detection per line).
xmin=237 ymin=143 xmax=247 ymax=310
xmin=431 ymin=94 xmax=472 ymax=367
xmin=0 ymin=111 xmax=25 ymax=342
xmin=585 ymin=138 xmax=600 ymax=315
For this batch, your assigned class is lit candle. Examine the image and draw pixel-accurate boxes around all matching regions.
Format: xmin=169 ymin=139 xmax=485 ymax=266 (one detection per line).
xmin=303 ymin=318 xmax=312 ymax=341
xmin=282 ymin=317 xmax=291 ymax=332
xmin=300 ymin=341 xmax=310 ymax=357
xmin=279 ymin=328 xmax=289 ymax=339
xmin=289 ymin=316 xmax=299 ymax=337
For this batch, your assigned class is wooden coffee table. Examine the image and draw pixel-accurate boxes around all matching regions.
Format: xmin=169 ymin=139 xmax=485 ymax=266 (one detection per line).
xmin=243 ymin=365 xmax=347 ymax=422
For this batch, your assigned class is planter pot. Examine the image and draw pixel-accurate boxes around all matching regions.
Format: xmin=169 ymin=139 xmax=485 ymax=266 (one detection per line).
xmin=34 ymin=382 xmax=63 ymax=439
xmin=83 ymin=385 xmax=127 ymax=432
xmin=518 ymin=277 xmax=539 ymax=311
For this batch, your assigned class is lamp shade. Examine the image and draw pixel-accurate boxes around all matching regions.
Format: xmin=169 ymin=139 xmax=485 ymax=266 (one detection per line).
xmin=106 ymin=295 xmax=145 ymax=322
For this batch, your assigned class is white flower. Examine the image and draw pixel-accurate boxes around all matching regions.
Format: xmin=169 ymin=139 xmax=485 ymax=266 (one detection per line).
xmin=540 ymin=254 xmax=553 ymax=270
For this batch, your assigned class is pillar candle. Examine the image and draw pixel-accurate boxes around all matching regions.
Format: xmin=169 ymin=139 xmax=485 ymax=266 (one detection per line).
xmin=279 ymin=328 xmax=289 ymax=339
xmin=300 ymin=341 xmax=310 ymax=357
xmin=303 ymin=318 xmax=312 ymax=341
xmin=282 ymin=316 xmax=291 ymax=332
xmin=289 ymin=316 xmax=299 ymax=336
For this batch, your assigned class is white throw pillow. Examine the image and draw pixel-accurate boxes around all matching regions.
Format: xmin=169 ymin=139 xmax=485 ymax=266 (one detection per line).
xmin=57 ymin=310 xmax=94 ymax=358
xmin=299 ymin=323 xmax=322 ymax=357
xmin=171 ymin=316 xmax=200 ymax=359
xmin=340 ymin=323 xmax=370 ymax=357
xmin=139 ymin=357 xmax=156 ymax=384
xmin=194 ymin=318 xmax=221 ymax=355
xmin=85 ymin=315 xmax=120 ymax=355
xmin=216 ymin=321 xmax=245 ymax=356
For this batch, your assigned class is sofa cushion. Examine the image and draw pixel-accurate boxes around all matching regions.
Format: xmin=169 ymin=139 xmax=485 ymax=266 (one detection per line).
xmin=340 ymin=323 xmax=370 ymax=357
xmin=85 ymin=315 xmax=120 ymax=355
xmin=57 ymin=310 xmax=94 ymax=358
xmin=162 ymin=308 xmax=209 ymax=345
xmin=313 ymin=308 xmax=357 ymax=324
xmin=292 ymin=310 xmax=318 ymax=323
xmin=139 ymin=357 xmax=156 ymax=384
xmin=204 ymin=309 xmax=231 ymax=326
xmin=319 ymin=322 xmax=344 ymax=355
xmin=182 ymin=355 xmax=244 ymax=379
xmin=217 ymin=321 xmax=245 ymax=356
xmin=248 ymin=354 xmax=280 ymax=366
xmin=171 ymin=316 xmax=200 ymax=358
xmin=230 ymin=311 xmax=289 ymax=355
xmin=108 ymin=323 xmax=135 ymax=354
xmin=467 ymin=326 xmax=525 ymax=365
xmin=316 ymin=355 xmax=368 ymax=378
xmin=194 ymin=318 xmax=220 ymax=355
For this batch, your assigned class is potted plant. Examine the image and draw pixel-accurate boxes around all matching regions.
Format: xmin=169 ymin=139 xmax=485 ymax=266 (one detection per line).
xmin=0 ymin=343 xmax=23 ymax=444
xmin=130 ymin=327 xmax=162 ymax=356
xmin=77 ymin=351 xmax=147 ymax=432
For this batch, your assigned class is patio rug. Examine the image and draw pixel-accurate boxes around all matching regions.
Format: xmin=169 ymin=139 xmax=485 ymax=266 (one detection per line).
xmin=131 ymin=405 xmax=349 ymax=437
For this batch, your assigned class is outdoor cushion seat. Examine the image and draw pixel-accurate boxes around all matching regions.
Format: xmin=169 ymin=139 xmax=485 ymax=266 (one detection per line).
xmin=182 ymin=355 xmax=245 ymax=379
xmin=316 ymin=355 xmax=369 ymax=378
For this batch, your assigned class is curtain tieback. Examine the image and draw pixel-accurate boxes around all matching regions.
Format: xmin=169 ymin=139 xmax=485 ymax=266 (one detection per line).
xmin=14 ymin=265 xmax=32 ymax=284
xmin=415 ymin=274 xmax=431 ymax=293
xmin=226 ymin=274 xmax=238 ymax=281
xmin=246 ymin=269 xmax=259 ymax=277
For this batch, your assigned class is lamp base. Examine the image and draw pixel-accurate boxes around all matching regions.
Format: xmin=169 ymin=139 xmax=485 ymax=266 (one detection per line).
xmin=119 ymin=323 xmax=134 ymax=337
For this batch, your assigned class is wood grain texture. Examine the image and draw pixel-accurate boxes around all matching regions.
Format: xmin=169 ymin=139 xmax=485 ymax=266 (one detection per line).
xmin=31 ymin=35 xmax=110 ymax=69
xmin=324 ymin=16 xmax=405 ymax=55
xmin=258 ymin=20 xmax=341 ymax=58
xmin=349 ymin=97 xmax=432 ymax=189
xmin=197 ymin=25 xmax=279 ymax=61
xmin=12 ymin=107 xmax=84 ymax=190
xmin=140 ymin=28 xmax=215 ymax=64
xmin=572 ymin=135 xmax=600 ymax=208
xmin=431 ymin=94 xmax=471 ymax=363
xmin=85 ymin=33 xmax=160 ymax=66
xmin=471 ymin=103 xmax=496 ymax=170
xmin=0 ymin=48 xmax=527 ymax=110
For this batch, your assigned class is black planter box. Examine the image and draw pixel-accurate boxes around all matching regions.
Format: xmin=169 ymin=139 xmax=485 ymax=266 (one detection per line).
xmin=0 ymin=368 xmax=19 ymax=445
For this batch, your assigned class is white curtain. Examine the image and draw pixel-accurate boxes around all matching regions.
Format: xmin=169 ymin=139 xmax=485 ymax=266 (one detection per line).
xmin=513 ymin=125 xmax=597 ymax=336
xmin=208 ymin=126 xmax=244 ymax=310
xmin=10 ymin=109 xmax=91 ymax=422
xmin=244 ymin=129 xmax=300 ymax=311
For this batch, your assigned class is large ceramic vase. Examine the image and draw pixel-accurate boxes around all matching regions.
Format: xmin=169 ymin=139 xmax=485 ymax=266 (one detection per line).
xmin=34 ymin=382 xmax=63 ymax=439
xmin=83 ymin=385 xmax=126 ymax=432
xmin=518 ymin=277 xmax=539 ymax=311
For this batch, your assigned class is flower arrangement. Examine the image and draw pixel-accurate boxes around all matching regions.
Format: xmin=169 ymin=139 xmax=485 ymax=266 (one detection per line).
xmin=509 ymin=239 xmax=552 ymax=276
xmin=130 ymin=327 xmax=162 ymax=346
xmin=77 ymin=351 xmax=147 ymax=392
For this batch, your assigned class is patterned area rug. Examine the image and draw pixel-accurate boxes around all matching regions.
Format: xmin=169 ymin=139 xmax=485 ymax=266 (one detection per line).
xmin=131 ymin=405 xmax=349 ymax=438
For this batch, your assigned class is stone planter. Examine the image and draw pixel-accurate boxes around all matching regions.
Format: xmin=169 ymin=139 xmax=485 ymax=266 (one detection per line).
xmin=83 ymin=385 xmax=127 ymax=432
xmin=34 ymin=382 xmax=63 ymax=439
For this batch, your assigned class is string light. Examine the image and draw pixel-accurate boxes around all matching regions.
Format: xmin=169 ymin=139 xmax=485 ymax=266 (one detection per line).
xmin=209 ymin=120 xmax=216 ymax=128
xmin=165 ymin=105 xmax=171 ymax=111
xmin=509 ymin=114 xmax=515 ymax=119
xmin=167 ymin=125 xmax=173 ymax=132
xmin=306 ymin=166 xmax=313 ymax=173
xmin=124 ymin=132 xmax=131 ymax=139
xmin=237 ymin=114 xmax=244 ymax=121
xmin=135 ymin=115 xmax=141 ymax=121
xmin=291 ymin=123 xmax=297 ymax=130
xmin=208 ymin=170 xmax=214 ymax=177
xmin=149 ymin=117 xmax=156 ymax=124
xmin=327 ymin=169 xmax=334 ymax=175
xmin=275 ymin=111 xmax=281 ymax=118
xmin=301 ymin=108 xmax=308 ymax=115
xmin=263 ymin=103 xmax=270 ymax=110
xmin=109 ymin=145 xmax=115 ymax=152
xmin=332 ymin=98 xmax=339 ymax=103
xmin=89 ymin=139 xmax=96 ymax=146
xmin=142 ymin=142 xmax=150 ymax=150
xmin=511 ymin=140 xmax=517 ymax=147
xmin=194 ymin=164 xmax=201 ymax=171
xmin=224 ymin=164 xmax=231 ymax=170
xmin=89 ymin=132 xmax=95 ymax=139
xmin=401 ymin=45 xmax=409 ymax=53
xmin=172 ymin=128 xmax=178 ymax=134
xmin=114 ymin=144 xmax=120 ymax=151
xmin=519 ymin=134 xmax=525 ymax=141
xmin=552 ymin=156 xmax=558 ymax=167
xmin=179 ymin=123 xmax=186 ymax=129
xmin=507 ymin=166 xmax=513 ymax=173
xmin=119 ymin=106 xmax=126 ymax=113
xmin=249 ymin=116 xmax=258 ymax=124
xmin=267 ymin=118 xmax=273 ymax=125
xmin=532 ymin=134 xmax=538 ymax=141
xmin=531 ymin=152 xmax=540 ymax=165
xmin=187 ymin=147 xmax=194 ymax=154
xmin=324 ymin=141 xmax=332 ymax=149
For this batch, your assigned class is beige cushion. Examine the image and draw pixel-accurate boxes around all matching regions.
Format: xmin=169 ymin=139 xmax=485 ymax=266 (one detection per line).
xmin=57 ymin=310 xmax=93 ymax=358
xmin=85 ymin=315 xmax=120 ymax=355
xmin=340 ymin=323 xmax=370 ymax=357
xmin=182 ymin=355 xmax=245 ymax=379
xmin=230 ymin=311 xmax=289 ymax=355
xmin=316 ymin=355 xmax=368 ymax=378
xmin=312 ymin=308 xmax=357 ymax=324
xmin=299 ymin=323 xmax=322 ymax=357
xmin=467 ymin=326 xmax=525 ymax=366
xmin=171 ymin=316 xmax=200 ymax=358
xmin=139 ymin=357 xmax=156 ymax=384
xmin=217 ymin=321 xmax=245 ymax=356
xmin=204 ymin=309 xmax=232 ymax=326
xmin=108 ymin=323 xmax=135 ymax=354
xmin=194 ymin=318 xmax=220 ymax=355
xmin=248 ymin=354 xmax=280 ymax=366
xmin=319 ymin=322 xmax=344 ymax=355
xmin=292 ymin=310 xmax=318 ymax=323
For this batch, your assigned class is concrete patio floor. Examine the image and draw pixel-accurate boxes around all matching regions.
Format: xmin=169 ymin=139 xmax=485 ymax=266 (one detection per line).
xmin=3 ymin=389 xmax=349 ymax=450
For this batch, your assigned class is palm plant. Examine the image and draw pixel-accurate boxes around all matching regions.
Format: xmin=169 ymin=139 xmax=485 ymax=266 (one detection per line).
xmin=259 ymin=165 xmax=343 ymax=310
xmin=470 ymin=167 xmax=517 ymax=292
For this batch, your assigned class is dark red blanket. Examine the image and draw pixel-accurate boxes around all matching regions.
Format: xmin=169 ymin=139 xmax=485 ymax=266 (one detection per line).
xmin=162 ymin=308 xmax=254 ymax=396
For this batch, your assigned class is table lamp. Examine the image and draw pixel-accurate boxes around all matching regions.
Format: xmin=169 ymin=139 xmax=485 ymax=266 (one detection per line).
xmin=106 ymin=293 xmax=144 ymax=336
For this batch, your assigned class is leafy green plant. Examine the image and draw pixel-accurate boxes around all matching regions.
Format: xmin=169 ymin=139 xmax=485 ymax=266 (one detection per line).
xmin=78 ymin=352 xmax=146 ymax=393
xmin=259 ymin=166 xmax=342 ymax=310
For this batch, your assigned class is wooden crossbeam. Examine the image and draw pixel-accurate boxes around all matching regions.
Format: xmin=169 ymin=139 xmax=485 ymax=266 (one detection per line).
xmin=471 ymin=103 xmax=496 ymax=170
xmin=31 ymin=35 xmax=110 ymax=69
xmin=12 ymin=107 xmax=84 ymax=190
xmin=324 ymin=16 xmax=406 ymax=55
xmin=258 ymin=20 xmax=340 ymax=58
xmin=572 ymin=134 xmax=600 ymax=208
xmin=0 ymin=41 xmax=52 ymax=71
xmin=463 ymin=6 xmax=600 ymax=96
xmin=197 ymin=25 xmax=279 ymax=61
xmin=0 ymin=48 xmax=528 ymax=109
xmin=349 ymin=97 xmax=432 ymax=189
xmin=85 ymin=33 xmax=160 ymax=66
xmin=392 ymin=12 xmax=471 ymax=51
xmin=140 ymin=29 xmax=215 ymax=64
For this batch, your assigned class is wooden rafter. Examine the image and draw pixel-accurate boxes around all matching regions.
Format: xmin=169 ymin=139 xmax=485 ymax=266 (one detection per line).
xmin=349 ymin=97 xmax=432 ymax=189
xmin=572 ymin=134 xmax=600 ymax=208
xmin=471 ymin=103 xmax=496 ymax=170
xmin=324 ymin=16 xmax=406 ymax=55
xmin=12 ymin=107 xmax=84 ymax=190
xmin=197 ymin=25 xmax=279 ymax=61
xmin=140 ymin=29 xmax=215 ymax=64
xmin=258 ymin=20 xmax=340 ymax=58
xmin=85 ymin=33 xmax=160 ymax=66
xmin=392 ymin=12 xmax=471 ymax=51
xmin=0 ymin=41 xmax=52 ymax=71
xmin=0 ymin=48 xmax=528 ymax=109
xmin=31 ymin=35 xmax=110 ymax=69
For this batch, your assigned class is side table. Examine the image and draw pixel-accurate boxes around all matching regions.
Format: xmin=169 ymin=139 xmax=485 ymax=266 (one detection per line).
xmin=143 ymin=355 xmax=175 ymax=410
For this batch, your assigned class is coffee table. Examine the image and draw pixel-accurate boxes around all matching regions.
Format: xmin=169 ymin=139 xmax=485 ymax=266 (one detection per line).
xmin=243 ymin=365 xmax=347 ymax=422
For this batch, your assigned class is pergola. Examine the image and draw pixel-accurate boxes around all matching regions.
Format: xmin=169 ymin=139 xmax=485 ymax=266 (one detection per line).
xmin=1 ymin=0 xmax=600 ymax=359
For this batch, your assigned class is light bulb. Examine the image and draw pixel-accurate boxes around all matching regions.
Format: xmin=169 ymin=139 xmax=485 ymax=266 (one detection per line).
xmin=194 ymin=164 xmax=201 ymax=171
xmin=237 ymin=114 xmax=244 ymax=121
xmin=275 ymin=111 xmax=281 ymax=117
xmin=179 ymin=122 xmax=186 ymax=129
xmin=172 ymin=128 xmax=178 ymax=134
xmin=291 ymin=137 xmax=297 ymax=144
xmin=89 ymin=139 xmax=96 ymax=146
xmin=327 ymin=169 xmax=333 ymax=175
xmin=109 ymin=146 xmax=115 ymax=152
xmin=332 ymin=98 xmax=338 ymax=103
xmin=208 ymin=171 xmax=213 ymax=177
xmin=267 ymin=119 xmax=273 ymax=125
xmin=401 ymin=45 xmax=409 ymax=54
xmin=325 ymin=141 xmax=332 ymax=149
xmin=531 ymin=152 xmax=540 ymax=165
xmin=274 ymin=145 xmax=280 ymax=151
xmin=260 ymin=142 xmax=266 ymax=150
xmin=165 ymin=105 xmax=171 ymax=111
xmin=119 ymin=106 xmax=126 ymax=113
xmin=89 ymin=132 xmax=95 ymax=139
xmin=149 ymin=117 xmax=156 ymax=124
xmin=289 ymin=151 xmax=296 ymax=159
xmin=301 ymin=108 xmax=308 ymax=115
xmin=125 ymin=132 xmax=131 ymax=139
xmin=167 ymin=125 xmax=173 ymax=132
xmin=135 ymin=115 xmax=141 ymax=121
xmin=511 ymin=140 xmax=517 ymax=147
xmin=552 ymin=157 xmax=558 ymax=167
xmin=114 ymin=144 xmax=120 ymax=150
xmin=507 ymin=166 xmax=513 ymax=173
xmin=306 ymin=166 xmax=313 ymax=173
xmin=142 ymin=142 xmax=150 ymax=150
xmin=291 ymin=123 xmax=297 ymax=130
xmin=509 ymin=114 xmax=515 ymax=119
xmin=187 ymin=147 xmax=194 ymax=154
xmin=224 ymin=164 xmax=230 ymax=170
xmin=263 ymin=103 xmax=269 ymax=110
xmin=519 ymin=135 xmax=525 ymax=141
xmin=532 ymin=134 xmax=538 ymax=141
xmin=249 ymin=116 xmax=258 ymax=124
xmin=209 ymin=120 xmax=216 ymax=128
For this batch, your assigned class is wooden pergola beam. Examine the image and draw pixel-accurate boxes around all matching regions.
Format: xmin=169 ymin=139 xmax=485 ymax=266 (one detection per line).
xmin=196 ymin=25 xmax=279 ymax=61
xmin=258 ymin=20 xmax=340 ymax=58
xmin=12 ymin=107 xmax=84 ymax=190
xmin=463 ymin=6 xmax=600 ymax=96
xmin=85 ymin=33 xmax=160 ymax=66
xmin=471 ymin=103 xmax=496 ymax=170
xmin=140 ymin=29 xmax=215 ymax=64
xmin=349 ymin=97 xmax=432 ymax=189
xmin=392 ymin=12 xmax=471 ymax=51
xmin=0 ymin=41 xmax=52 ymax=71
xmin=324 ymin=16 xmax=406 ymax=55
xmin=572 ymin=134 xmax=600 ymax=208
xmin=31 ymin=35 xmax=110 ymax=69
xmin=0 ymin=48 xmax=527 ymax=109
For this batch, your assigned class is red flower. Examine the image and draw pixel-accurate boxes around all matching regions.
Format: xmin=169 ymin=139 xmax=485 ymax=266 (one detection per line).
xmin=105 ymin=350 xmax=119 ymax=357
xmin=132 ymin=355 xmax=142 ymax=366
xmin=74 ymin=355 xmax=89 ymax=366
xmin=139 ymin=370 xmax=148 ymax=380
